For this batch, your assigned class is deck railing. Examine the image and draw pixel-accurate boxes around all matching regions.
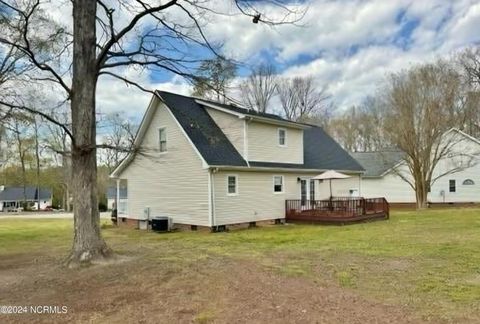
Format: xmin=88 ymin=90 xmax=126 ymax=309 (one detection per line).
xmin=285 ymin=197 xmax=389 ymax=223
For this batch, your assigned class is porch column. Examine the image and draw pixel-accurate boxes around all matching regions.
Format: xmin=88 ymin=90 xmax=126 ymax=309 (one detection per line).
xmin=116 ymin=178 xmax=120 ymax=213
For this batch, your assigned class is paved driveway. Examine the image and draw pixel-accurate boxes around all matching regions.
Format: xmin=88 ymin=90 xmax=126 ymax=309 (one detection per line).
xmin=0 ymin=212 xmax=111 ymax=219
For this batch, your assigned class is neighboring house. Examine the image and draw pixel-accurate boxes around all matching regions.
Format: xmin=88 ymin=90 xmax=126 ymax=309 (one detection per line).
xmin=0 ymin=186 xmax=53 ymax=211
xmin=106 ymin=187 xmax=128 ymax=214
xmin=351 ymin=129 xmax=480 ymax=205
xmin=110 ymin=91 xmax=364 ymax=229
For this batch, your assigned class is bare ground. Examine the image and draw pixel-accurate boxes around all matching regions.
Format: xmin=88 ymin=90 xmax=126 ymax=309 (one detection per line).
xmin=1 ymin=252 xmax=433 ymax=324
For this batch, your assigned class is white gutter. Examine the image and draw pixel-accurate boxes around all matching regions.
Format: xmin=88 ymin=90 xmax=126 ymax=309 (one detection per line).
xmin=210 ymin=165 xmax=365 ymax=174
xmin=242 ymin=115 xmax=309 ymax=129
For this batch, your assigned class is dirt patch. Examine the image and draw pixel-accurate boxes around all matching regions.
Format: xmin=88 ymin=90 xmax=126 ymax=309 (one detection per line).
xmin=0 ymin=250 xmax=435 ymax=324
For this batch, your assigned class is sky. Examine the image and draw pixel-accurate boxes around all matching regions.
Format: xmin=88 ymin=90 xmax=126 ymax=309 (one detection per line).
xmin=47 ymin=0 xmax=480 ymax=121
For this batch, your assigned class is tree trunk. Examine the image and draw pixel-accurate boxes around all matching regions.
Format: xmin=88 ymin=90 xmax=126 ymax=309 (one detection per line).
xmin=67 ymin=0 xmax=111 ymax=267
xmin=415 ymin=179 xmax=428 ymax=210
xmin=34 ymin=117 xmax=41 ymax=210
xmin=15 ymin=122 xmax=27 ymax=209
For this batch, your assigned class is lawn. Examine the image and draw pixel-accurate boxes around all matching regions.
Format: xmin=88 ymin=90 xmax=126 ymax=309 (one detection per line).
xmin=1 ymin=208 xmax=479 ymax=323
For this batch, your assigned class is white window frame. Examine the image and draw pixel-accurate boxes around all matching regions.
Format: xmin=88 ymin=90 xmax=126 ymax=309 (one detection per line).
xmin=158 ymin=127 xmax=167 ymax=153
xmin=278 ymin=128 xmax=287 ymax=147
xmin=273 ymin=175 xmax=285 ymax=194
xmin=226 ymin=174 xmax=239 ymax=196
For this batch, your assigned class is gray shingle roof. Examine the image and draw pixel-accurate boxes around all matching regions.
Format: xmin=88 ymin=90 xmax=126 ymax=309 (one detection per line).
xmin=303 ymin=127 xmax=364 ymax=171
xmin=195 ymin=97 xmax=291 ymax=122
xmin=106 ymin=187 xmax=128 ymax=199
xmin=157 ymin=91 xmax=363 ymax=172
xmin=0 ymin=186 xmax=52 ymax=201
xmin=350 ymin=151 xmax=405 ymax=177
xmin=158 ymin=91 xmax=247 ymax=167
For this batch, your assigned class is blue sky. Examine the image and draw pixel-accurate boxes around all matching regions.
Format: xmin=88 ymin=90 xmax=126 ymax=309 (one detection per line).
xmin=88 ymin=0 xmax=480 ymax=121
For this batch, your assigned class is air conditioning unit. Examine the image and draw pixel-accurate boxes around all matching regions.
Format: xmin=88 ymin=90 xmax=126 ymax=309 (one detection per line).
xmin=151 ymin=216 xmax=173 ymax=232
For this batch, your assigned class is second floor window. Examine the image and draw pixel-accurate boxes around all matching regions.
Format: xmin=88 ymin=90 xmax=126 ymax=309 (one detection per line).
xmin=278 ymin=128 xmax=286 ymax=146
xmin=159 ymin=128 xmax=167 ymax=152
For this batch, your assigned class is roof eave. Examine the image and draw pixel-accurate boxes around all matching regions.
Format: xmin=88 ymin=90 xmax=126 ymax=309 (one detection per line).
xmin=210 ymin=164 xmax=364 ymax=174
xmin=195 ymin=99 xmax=309 ymax=130
xmin=246 ymin=115 xmax=310 ymax=129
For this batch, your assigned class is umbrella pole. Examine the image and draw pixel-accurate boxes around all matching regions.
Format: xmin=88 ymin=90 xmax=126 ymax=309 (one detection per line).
xmin=329 ymin=179 xmax=332 ymax=199
xmin=329 ymin=179 xmax=333 ymax=211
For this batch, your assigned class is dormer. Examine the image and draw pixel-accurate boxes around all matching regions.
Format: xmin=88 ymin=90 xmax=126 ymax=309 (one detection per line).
xmin=199 ymin=99 xmax=308 ymax=165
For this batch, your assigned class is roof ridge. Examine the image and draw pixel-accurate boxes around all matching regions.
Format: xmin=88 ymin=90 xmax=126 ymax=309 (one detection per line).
xmin=157 ymin=90 xmax=306 ymax=126
xmin=351 ymin=150 xmax=403 ymax=154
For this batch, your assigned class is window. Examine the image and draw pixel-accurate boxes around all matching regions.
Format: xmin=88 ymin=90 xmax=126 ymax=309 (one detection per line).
xmin=273 ymin=175 xmax=284 ymax=193
xmin=227 ymin=175 xmax=238 ymax=195
xmin=159 ymin=128 xmax=167 ymax=152
xmin=463 ymin=179 xmax=475 ymax=185
xmin=278 ymin=128 xmax=286 ymax=146
xmin=449 ymin=180 xmax=456 ymax=193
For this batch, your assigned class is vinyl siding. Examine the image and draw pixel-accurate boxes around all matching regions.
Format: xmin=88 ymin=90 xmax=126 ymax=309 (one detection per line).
xmin=429 ymin=132 xmax=480 ymax=203
xmin=205 ymin=108 xmax=244 ymax=157
xmin=361 ymin=137 xmax=480 ymax=203
xmin=248 ymin=121 xmax=303 ymax=164
xmin=212 ymin=171 xmax=361 ymax=225
xmin=361 ymin=172 xmax=416 ymax=203
xmin=120 ymin=102 xmax=210 ymax=226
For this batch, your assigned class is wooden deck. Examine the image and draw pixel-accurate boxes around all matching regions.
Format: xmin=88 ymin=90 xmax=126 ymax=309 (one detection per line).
xmin=285 ymin=197 xmax=389 ymax=224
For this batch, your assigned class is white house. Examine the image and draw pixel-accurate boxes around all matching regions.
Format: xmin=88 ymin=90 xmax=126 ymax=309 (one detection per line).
xmin=0 ymin=186 xmax=53 ymax=211
xmin=110 ymin=91 xmax=365 ymax=229
xmin=351 ymin=129 xmax=480 ymax=205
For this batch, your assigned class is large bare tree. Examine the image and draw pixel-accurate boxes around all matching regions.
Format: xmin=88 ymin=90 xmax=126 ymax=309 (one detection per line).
xmin=5 ymin=114 xmax=34 ymax=208
xmin=239 ymin=63 xmax=277 ymax=112
xmin=276 ymin=75 xmax=330 ymax=122
xmin=192 ymin=56 xmax=237 ymax=103
xmin=383 ymin=60 xmax=476 ymax=209
xmin=0 ymin=0 xmax=304 ymax=266
xmin=99 ymin=112 xmax=137 ymax=173
xmin=457 ymin=46 xmax=480 ymax=138
xmin=328 ymin=97 xmax=388 ymax=152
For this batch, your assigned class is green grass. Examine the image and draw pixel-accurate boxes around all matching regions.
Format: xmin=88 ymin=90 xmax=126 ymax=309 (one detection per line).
xmin=1 ymin=208 xmax=480 ymax=320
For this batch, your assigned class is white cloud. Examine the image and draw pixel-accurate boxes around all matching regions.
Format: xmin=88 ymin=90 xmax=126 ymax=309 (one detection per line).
xmin=239 ymin=0 xmax=480 ymax=110
xmin=96 ymin=69 xmax=192 ymax=121
xmin=30 ymin=0 xmax=480 ymax=118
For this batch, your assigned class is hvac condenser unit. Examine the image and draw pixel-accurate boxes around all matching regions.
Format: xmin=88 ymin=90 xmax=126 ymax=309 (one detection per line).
xmin=151 ymin=216 xmax=172 ymax=232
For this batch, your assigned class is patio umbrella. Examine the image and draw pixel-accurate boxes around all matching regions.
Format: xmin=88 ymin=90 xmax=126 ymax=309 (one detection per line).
xmin=312 ymin=170 xmax=351 ymax=198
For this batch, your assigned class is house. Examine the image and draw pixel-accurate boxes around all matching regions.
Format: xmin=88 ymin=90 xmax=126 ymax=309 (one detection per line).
xmin=351 ymin=129 xmax=480 ymax=206
xmin=110 ymin=91 xmax=364 ymax=229
xmin=0 ymin=185 xmax=53 ymax=211
xmin=106 ymin=187 xmax=128 ymax=213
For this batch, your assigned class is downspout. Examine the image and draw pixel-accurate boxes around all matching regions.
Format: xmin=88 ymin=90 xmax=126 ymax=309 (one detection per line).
xmin=116 ymin=178 xmax=121 ymax=214
xmin=243 ymin=117 xmax=251 ymax=167
xmin=209 ymin=168 xmax=218 ymax=227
